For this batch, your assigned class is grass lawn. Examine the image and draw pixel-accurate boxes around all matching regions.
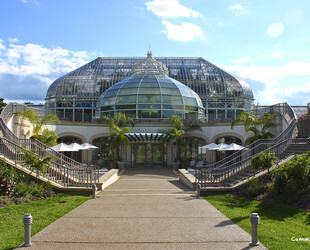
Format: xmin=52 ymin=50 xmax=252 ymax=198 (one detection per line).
xmin=0 ymin=193 xmax=90 ymax=249
xmin=204 ymin=193 xmax=310 ymax=250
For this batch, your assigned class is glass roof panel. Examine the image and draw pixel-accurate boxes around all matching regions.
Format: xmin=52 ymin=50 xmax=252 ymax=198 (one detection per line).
xmin=138 ymin=88 xmax=161 ymax=95
xmin=118 ymin=88 xmax=137 ymax=95
xmin=116 ymin=95 xmax=137 ymax=104
xmin=162 ymin=95 xmax=183 ymax=104
xmin=161 ymin=88 xmax=181 ymax=96
xmin=138 ymin=95 xmax=161 ymax=103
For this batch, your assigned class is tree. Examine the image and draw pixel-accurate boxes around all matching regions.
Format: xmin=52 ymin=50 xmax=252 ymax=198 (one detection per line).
xmin=163 ymin=115 xmax=185 ymax=164
xmin=251 ymin=149 xmax=278 ymax=173
xmin=36 ymin=129 xmax=58 ymax=146
xmin=101 ymin=112 xmax=134 ymax=166
xmin=0 ymin=98 xmax=6 ymax=113
xmin=22 ymin=148 xmax=54 ymax=178
xmin=18 ymin=109 xmax=60 ymax=137
xmin=231 ymin=111 xmax=275 ymax=144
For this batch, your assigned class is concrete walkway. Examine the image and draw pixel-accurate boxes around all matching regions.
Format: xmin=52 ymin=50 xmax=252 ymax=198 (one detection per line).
xmin=28 ymin=168 xmax=265 ymax=249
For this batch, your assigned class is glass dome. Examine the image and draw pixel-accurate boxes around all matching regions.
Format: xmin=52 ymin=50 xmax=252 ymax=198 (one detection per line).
xmin=97 ymin=53 xmax=204 ymax=121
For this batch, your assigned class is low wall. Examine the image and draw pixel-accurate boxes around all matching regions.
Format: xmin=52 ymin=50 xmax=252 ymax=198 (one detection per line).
xmin=178 ymin=169 xmax=195 ymax=190
xmin=98 ymin=169 xmax=122 ymax=190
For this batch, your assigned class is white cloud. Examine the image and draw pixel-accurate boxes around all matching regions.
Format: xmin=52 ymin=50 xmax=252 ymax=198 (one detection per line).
xmin=8 ymin=38 xmax=19 ymax=43
xmin=259 ymin=50 xmax=283 ymax=59
xmin=161 ymin=20 xmax=204 ymax=42
xmin=271 ymin=51 xmax=283 ymax=59
xmin=229 ymin=4 xmax=248 ymax=16
xmin=0 ymin=40 xmax=94 ymax=102
xmin=145 ymin=0 xmax=201 ymax=18
xmin=267 ymin=22 xmax=284 ymax=38
xmin=21 ymin=0 xmax=39 ymax=5
xmin=223 ymin=61 xmax=310 ymax=105
xmin=233 ymin=58 xmax=251 ymax=63
xmin=0 ymin=39 xmax=5 ymax=50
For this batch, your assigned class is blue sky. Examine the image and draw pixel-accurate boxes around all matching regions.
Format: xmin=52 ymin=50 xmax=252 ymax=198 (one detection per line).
xmin=0 ymin=0 xmax=309 ymax=106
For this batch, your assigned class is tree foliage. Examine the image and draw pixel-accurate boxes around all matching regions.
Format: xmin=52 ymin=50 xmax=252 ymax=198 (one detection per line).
xmin=22 ymin=148 xmax=54 ymax=177
xmin=18 ymin=109 xmax=60 ymax=137
xmin=163 ymin=115 xmax=185 ymax=163
xmin=0 ymin=98 xmax=6 ymax=113
xmin=251 ymin=149 xmax=278 ymax=172
xmin=231 ymin=111 xmax=275 ymax=144
xmin=270 ymin=151 xmax=310 ymax=203
xmin=36 ymin=129 xmax=58 ymax=146
xmin=101 ymin=112 xmax=134 ymax=164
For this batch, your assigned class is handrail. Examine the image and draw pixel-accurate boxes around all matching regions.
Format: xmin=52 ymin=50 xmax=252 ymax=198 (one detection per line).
xmin=196 ymin=102 xmax=298 ymax=184
xmin=0 ymin=102 xmax=100 ymax=187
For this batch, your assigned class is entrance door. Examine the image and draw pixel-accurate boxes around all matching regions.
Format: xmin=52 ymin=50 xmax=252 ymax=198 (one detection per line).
xmin=133 ymin=143 xmax=163 ymax=167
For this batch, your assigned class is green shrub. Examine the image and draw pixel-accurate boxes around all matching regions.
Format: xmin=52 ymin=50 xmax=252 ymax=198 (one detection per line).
xmin=269 ymin=151 xmax=310 ymax=204
xmin=15 ymin=181 xmax=55 ymax=200
xmin=0 ymin=159 xmax=22 ymax=196
xmin=251 ymin=149 xmax=278 ymax=172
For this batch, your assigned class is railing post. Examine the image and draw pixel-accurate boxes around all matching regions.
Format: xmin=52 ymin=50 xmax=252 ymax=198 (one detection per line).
xmin=92 ymin=184 xmax=96 ymax=199
xmin=196 ymin=183 xmax=201 ymax=198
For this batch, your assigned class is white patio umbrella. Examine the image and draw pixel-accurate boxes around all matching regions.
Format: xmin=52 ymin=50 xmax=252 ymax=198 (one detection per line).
xmin=51 ymin=143 xmax=78 ymax=152
xmin=80 ymin=143 xmax=98 ymax=150
xmin=200 ymin=143 xmax=219 ymax=150
xmin=69 ymin=142 xmax=84 ymax=151
xmin=80 ymin=143 xmax=99 ymax=163
xmin=200 ymin=143 xmax=219 ymax=163
xmin=50 ymin=143 xmax=78 ymax=165
xmin=215 ymin=143 xmax=229 ymax=151
xmin=220 ymin=143 xmax=245 ymax=151
xmin=69 ymin=142 xmax=86 ymax=161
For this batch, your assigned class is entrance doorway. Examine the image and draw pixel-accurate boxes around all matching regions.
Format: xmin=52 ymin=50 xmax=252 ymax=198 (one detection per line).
xmin=133 ymin=143 xmax=164 ymax=167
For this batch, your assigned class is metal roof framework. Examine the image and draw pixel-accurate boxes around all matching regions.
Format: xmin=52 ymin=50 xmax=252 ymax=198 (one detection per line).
xmin=125 ymin=133 xmax=168 ymax=142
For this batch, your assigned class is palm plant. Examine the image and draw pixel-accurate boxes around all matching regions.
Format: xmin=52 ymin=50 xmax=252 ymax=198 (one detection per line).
xmin=101 ymin=113 xmax=134 ymax=166
xmin=18 ymin=109 xmax=60 ymax=140
xmin=163 ymin=115 xmax=185 ymax=164
xmin=231 ymin=111 xmax=275 ymax=144
xmin=22 ymin=148 xmax=54 ymax=178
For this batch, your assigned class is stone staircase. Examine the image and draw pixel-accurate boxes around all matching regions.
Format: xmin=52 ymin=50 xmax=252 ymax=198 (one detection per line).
xmin=297 ymin=115 xmax=310 ymax=138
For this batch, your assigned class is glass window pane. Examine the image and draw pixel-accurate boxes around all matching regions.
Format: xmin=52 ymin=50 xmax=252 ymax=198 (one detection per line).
xmin=116 ymin=104 xmax=136 ymax=110
xmin=163 ymin=110 xmax=184 ymax=118
xmin=161 ymin=88 xmax=181 ymax=95
xmin=121 ymin=82 xmax=140 ymax=88
xmin=138 ymin=95 xmax=161 ymax=103
xmin=75 ymin=109 xmax=82 ymax=122
xmin=140 ymin=80 xmax=159 ymax=88
xmin=101 ymin=106 xmax=114 ymax=111
xmin=183 ymin=97 xmax=197 ymax=106
xmin=162 ymin=95 xmax=182 ymax=104
xmin=138 ymin=110 xmax=161 ymax=118
xmin=163 ymin=104 xmax=184 ymax=110
xmin=138 ymin=104 xmax=161 ymax=109
xmin=179 ymin=88 xmax=194 ymax=97
xmin=159 ymin=82 xmax=177 ymax=88
xmin=185 ymin=111 xmax=198 ymax=120
xmin=84 ymin=109 xmax=92 ymax=122
xmin=116 ymin=95 xmax=137 ymax=104
xmin=185 ymin=106 xmax=198 ymax=111
xmin=138 ymin=88 xmax=160 ymax=95
xmin=104 ymin=89 xmax=119 ymax=97
xmin=117 ymin=110 xmax=136 ymax=118
xmin=118 ymin=88 xmax=137 ymax=95
xmin=101 ymin=97 xmax=116 ymax=106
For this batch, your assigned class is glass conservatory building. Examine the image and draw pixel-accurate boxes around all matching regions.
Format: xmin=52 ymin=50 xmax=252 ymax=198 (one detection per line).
xmin=45 ymin=53 xmax=254 ymax=123
xmin=45 ymin=51 xmax=255 ymax=166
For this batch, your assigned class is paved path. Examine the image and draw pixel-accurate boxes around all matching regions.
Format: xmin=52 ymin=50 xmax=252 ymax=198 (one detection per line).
xmin=28 ymin=168 xmax=265 ymax=249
